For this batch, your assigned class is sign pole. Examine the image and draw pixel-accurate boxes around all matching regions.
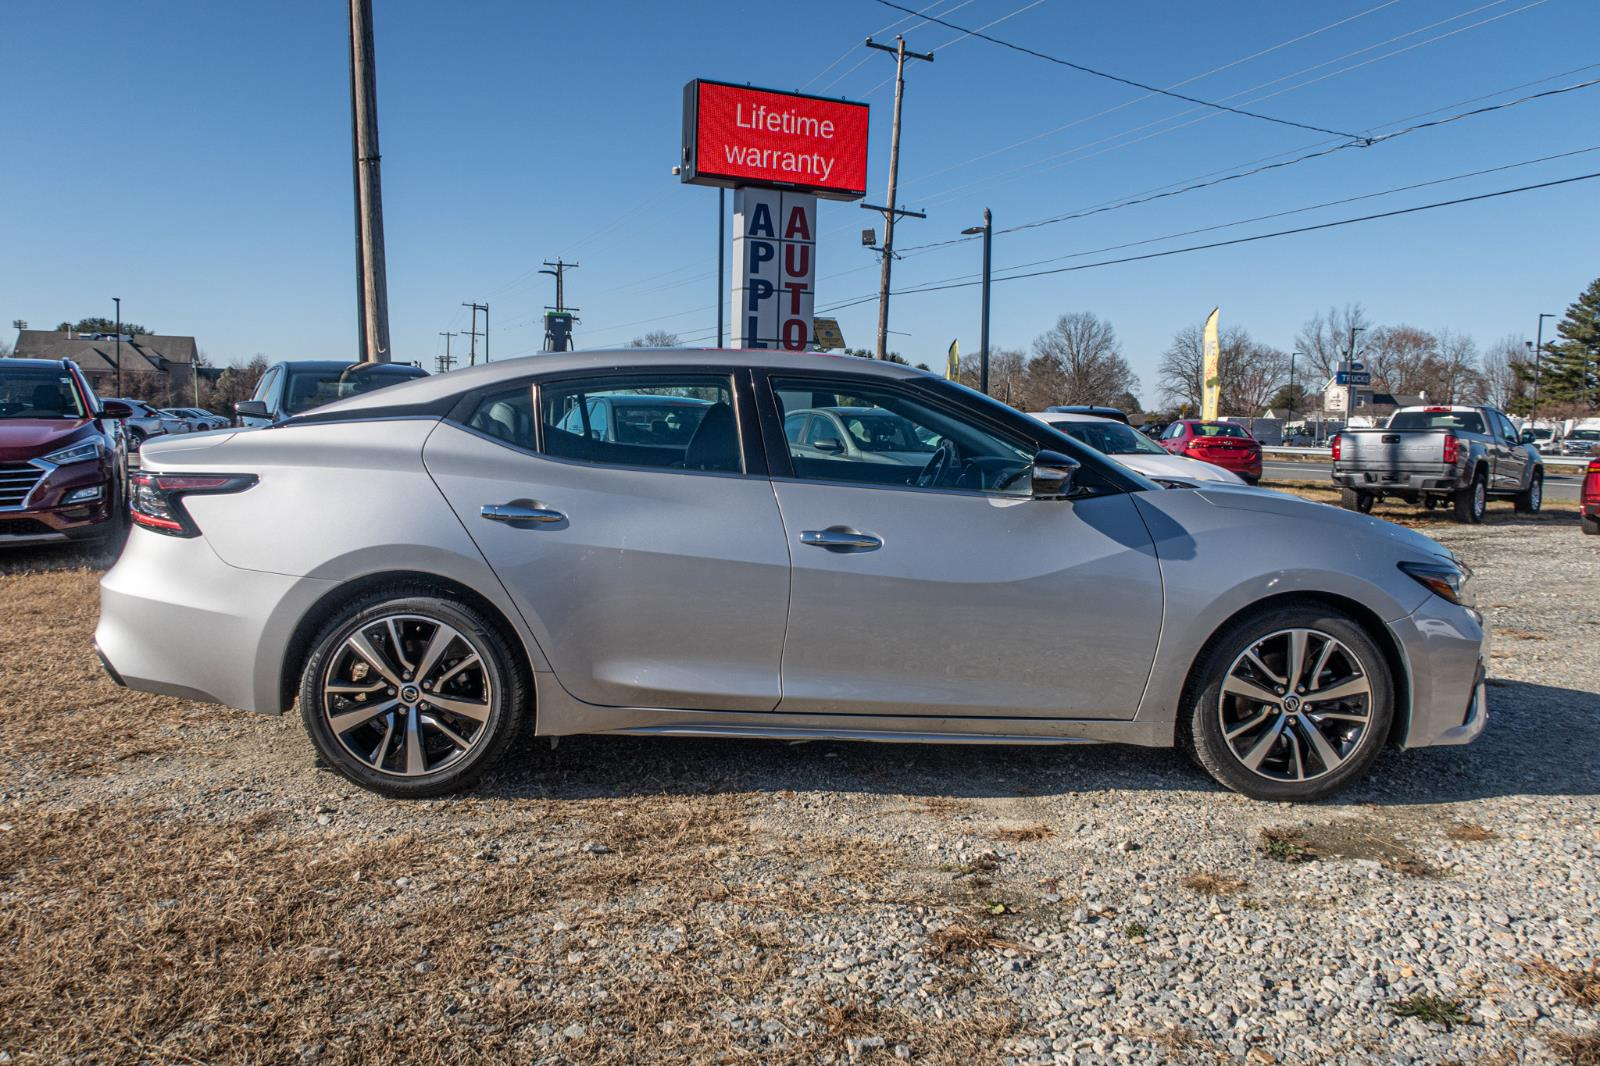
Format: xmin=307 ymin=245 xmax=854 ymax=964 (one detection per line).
xmin=717 ymin=188 xmax=725 ymax=348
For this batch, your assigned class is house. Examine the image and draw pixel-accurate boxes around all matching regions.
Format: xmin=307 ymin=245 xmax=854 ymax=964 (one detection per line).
xmin=9 ymin=329 xmax=220 ymax=403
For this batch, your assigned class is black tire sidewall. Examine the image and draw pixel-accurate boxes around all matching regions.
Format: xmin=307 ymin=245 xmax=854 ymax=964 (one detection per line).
xmin=1516 ymin=474 xmax=1542 ymax=513
xmin=298 ymin=593 xmax=526 ymax=798
xmin=1186 ymin=605 xmax=1394 ymax=802
xmin=1454 ymin=471 xmax=1486 ymax=523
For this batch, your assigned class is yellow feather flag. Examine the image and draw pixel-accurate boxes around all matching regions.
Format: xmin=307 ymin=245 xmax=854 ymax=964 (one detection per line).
xmin=1201 ymin=308 xmax=1221 ymax=421
xmin=947 ymin=339 xmax=960 ymax=380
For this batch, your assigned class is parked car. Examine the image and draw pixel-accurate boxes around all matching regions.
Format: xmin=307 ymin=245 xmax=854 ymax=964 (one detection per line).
xmin=1032 ymin=411 xmax=1244 ymax=486
xmin=1159 ymin=420 xmax=1263 ymax=483
xmin=1582 ymin=458 xmax=1600 ymax=536
xmin=1044 ymin=404 xmax=1129 ymax=425
xmin=0 ymin=358 xmax=130 ymax=546
xmin=1560 ymin=425 xmax=1600 ymax=458
xmin=97 ymin=350 xmax=1486 ymax=803
xmin=163 ymin=407 xmax=230 ymax=432
xmin=235 ymin=360 xmax=429 ymax=427
xmin=785 ymin=406 xmax=937 ymax=468
xmin=1331 ymin=404 xmax=1542 ymax=523
xmin=102 ymin=397 xmax=183 ymax=448
xmin=1518 ymin=425 xmax=1560 ymax=454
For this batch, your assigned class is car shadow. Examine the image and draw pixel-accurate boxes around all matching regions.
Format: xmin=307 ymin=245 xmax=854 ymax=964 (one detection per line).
xmin=475 ymin=678 xmax=1597 ymax=807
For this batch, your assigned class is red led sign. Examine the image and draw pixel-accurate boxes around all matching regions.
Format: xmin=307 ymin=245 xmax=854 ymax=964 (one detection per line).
xmin=681 ymin=80 xmax=869 ymax=201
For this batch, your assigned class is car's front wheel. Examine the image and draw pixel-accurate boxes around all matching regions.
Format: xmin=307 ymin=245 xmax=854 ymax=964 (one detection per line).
xmin=1183 ymin=606 xmax=1393 ymax=801
xmin=299 ymin=591 xmax=529 ymax=798
xmin=1514 ymin=472 xmax=1542 ymax=514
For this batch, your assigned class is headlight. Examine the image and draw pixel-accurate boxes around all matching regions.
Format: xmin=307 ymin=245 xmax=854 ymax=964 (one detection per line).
xmin=1399 ymin=558 xmax=1474 ymax=608
xmin=42 ymin=440 xmax=103 ymax=465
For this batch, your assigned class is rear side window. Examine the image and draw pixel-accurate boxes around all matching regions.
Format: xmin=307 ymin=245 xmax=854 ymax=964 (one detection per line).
xmin=538 ymin=376 xmax=740 ymax=473
xmin=1388 ymin=410 xmax=1485 ymax=434
xmin=466 ymin=385 xmax=536 ymax=449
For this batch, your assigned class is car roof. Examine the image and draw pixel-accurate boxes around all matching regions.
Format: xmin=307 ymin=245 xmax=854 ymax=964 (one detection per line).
xmin=277 ymin=360 xmax=428 ymax=374
xmin=314 ymin=348 xmax=926 ymax=418
xmin=1030 ymin=411 xmax=1122 ymax=425
xmin=1 ymin=357 xmax=72 ymax=369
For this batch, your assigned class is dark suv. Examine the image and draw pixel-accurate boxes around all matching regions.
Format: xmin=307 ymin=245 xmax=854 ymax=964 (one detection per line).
xmin=0 ymin=358 xmax=131 ymax=546
xmin=235 ymin=360 xmax=428 ymax=427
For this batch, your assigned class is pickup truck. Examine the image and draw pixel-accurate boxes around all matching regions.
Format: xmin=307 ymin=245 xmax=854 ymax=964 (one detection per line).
xmin=1331 ymin=404 xmax=1543 ymax=523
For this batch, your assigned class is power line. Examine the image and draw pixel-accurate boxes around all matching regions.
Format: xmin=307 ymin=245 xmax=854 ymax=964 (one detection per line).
xmin=869 ymin=0 xmax=1362 ymax=139
xmin=818 ymin=170 xmax=1600 ymax=311
xmin=858 ymin=0 xmax=1048 ymax=97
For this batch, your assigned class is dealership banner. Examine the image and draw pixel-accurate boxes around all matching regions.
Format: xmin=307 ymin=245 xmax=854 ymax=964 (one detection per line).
xmin=732 ymin=188 xmax=816 ymax=350
xmin=1201 ymin=307 xmax=1221 ymax=421
xmin=682 ymin=81 xmax=870 ymax=201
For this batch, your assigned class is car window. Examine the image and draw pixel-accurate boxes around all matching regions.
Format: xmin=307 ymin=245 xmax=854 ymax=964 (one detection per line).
xmin=466 ymin=384 xmax=536 ymax=449
xmin=1053 ymin=419 xmax=1167 ymax=456
xmin=253 ymin=367 xmax=281 ymax=404
xmin=283 ymin=365 xmax=426 ymax=415
xmin=1163 ymin=423 xmax=1184 ymax=439
xmin=0 ymin=366 xmax=88 ymax=419
xmin=784 ymin=412 xmax=807 ymax=444
xmin=772 ymin=377 xmax=1032 ymax=495
xmin=1388 ymin=410 xmax=1486 ymax=434
xmin=1194 ymin=422 xmax=1249 ymax=438
xmin=539 ymin=376 xmax=739 ymax=473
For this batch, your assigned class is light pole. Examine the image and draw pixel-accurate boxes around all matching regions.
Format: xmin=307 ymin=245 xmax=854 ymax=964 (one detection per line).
xmin=1290 ymin=348 xmax=1303 ymax=433
xmin=960 ymin=208 xmax=992 ymax=395
xmin=113 ymin=296 xmax=122 ymax=396
xmin=1531 ymin=312 xmax=1554 ymax=426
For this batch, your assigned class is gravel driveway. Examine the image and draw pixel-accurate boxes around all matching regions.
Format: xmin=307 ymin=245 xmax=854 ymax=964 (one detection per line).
xmin=1 ymin=504 xmax=1596 ymax=1065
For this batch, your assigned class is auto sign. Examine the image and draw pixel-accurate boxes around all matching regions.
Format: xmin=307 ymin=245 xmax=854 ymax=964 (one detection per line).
xmin=680 ymin=80 xmax=869 ymax=201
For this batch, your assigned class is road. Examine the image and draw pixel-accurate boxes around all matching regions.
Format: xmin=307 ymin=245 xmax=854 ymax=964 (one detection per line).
xmin=1263 ymin=459 xmax=1582 ymax=501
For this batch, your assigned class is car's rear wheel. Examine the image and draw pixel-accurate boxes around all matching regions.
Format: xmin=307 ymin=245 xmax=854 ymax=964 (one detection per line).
xmin=1339 ymin=488 xmax=1374 ymax=514
xmin=1514 ymin=472 xmax=1543 ymax=514
xmin=299 ymin=592 xmax=528 ymax=798
xmin=1183 ymin=606 xmax=1393 ymax=801
xmin=1453 ymin=470 xmax=1487 ymax=523
xmin=127 ymin=427 xmax=146 ymax=451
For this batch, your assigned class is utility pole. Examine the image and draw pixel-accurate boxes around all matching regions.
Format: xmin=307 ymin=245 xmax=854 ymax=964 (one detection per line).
xmin=113 ymin=297 xmax=122 ymax=395
xmin=436 ymin=331 xmax=457 ymax=374
xmin=462 ymin=302 xmax=487 ymax=366
xmin=349 ymin=0 xmax=391 ymax=362
xmin=961 ymin=208 xmax=992 ymax=394
xmin=1531 ymin=312 xmax=1554 ymax=426
xmin=863 ymin=35 xmax=933 ymax=360
xmin=541 ymin=258 xmax=577 ymax=312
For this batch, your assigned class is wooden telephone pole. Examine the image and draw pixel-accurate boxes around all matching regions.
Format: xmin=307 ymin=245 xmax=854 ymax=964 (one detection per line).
xmin=863 ymin=35 xmax=932 ymax=360
xmin=349 ymin=0 xmax=391 ymax=362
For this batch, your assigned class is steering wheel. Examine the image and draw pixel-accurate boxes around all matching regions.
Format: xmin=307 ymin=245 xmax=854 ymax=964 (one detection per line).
xmin=917 ymin=438 xmax=961 ymax=488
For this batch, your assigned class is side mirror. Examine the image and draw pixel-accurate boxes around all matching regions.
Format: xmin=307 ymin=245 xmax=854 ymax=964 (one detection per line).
xmin=1031 ymin=449 xmax=1080 ymax=499
xmin=234 ymin=400 xmax=269 ymax=420
xmin=813 ymin=437 xmax=845 ymax=455
xmin=98 ymin=400 xmax=134 ymax=419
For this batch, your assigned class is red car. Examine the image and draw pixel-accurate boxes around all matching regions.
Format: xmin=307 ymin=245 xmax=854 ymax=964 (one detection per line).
xmin=1582 ymin=457 xmax=1599 ymax=535
xmin=1159 ymin=419 xmax=1263 ymax=483
xmin=0 ymin=358 xmax=131 ymax=547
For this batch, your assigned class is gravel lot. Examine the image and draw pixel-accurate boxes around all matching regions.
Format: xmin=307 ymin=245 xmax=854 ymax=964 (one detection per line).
xmin=1 ymin=487 xmax=1596 ymax=1065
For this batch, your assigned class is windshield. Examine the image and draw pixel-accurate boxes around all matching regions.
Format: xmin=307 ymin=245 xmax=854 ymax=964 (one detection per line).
xmin=1569 ymin=429 xmax=1600 ymax=441
xmin=0 ymin=367 xmax=87 ymax=419
xmin=1055 ymin=419 xmax=1166 ymax=455
xmin=1388 ymin=410 xmax=1485 ymax=434
xmin=284 ymin=366 xmax=426 ymax=415
xmin=839 ymin=412 xmax=935 ymax=453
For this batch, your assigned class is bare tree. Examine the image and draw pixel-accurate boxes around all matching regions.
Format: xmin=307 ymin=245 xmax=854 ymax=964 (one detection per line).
xmin=1362 ymin=325 xmax=1436 ymax=396
xmin=1474 ymin=335 xmax=1528 ymax=410
xmin=1027 ymin=313 xmax=1138 ymax=409
xmin=1159 ymin=323 xmax=1288 ymax=416
xmin=1296 ymin=304 xmax=1372 ymax=382
xmin=627 ymin=330 xmax=682 ymax=348
xmin=1421 ymin=329 xmax=1478 ymax=404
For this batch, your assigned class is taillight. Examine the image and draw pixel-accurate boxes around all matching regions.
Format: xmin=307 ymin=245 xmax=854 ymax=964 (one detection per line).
xmin=130 ymin=472 xmax=257 ymax=537
xmin=1330 ymin=434 xmax=1341 ymax=461
xmin=1442 ymin=434 xmax=1460 ymax=464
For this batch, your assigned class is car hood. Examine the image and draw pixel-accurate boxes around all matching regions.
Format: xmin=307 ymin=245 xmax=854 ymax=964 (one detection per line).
xmin=1119 ymin=452 xmax=1245 ymax=484
xmin=0 ymin=418 xmax=94 ymax=462
xmin=1195 ymin=482 xmax=1452 ymax=560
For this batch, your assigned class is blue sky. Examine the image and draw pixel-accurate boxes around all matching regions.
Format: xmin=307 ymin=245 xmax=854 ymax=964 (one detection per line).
xmin=3 ymin=0 xmax=1597 ymax=404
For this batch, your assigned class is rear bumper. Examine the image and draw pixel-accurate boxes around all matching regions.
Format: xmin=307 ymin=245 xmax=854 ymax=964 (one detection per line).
xmin=1332 ymin=467 xmax=1459 ymax=493
xmin=1389 ymin=594 xmax=1488 ymax=749
xmin=95 ymin=526 xmax=337 ymax=712
xmin=1188 ymin=451 xmax=1261 ymax=476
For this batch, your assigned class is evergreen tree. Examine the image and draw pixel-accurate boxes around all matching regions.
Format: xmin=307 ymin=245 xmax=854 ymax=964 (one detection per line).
xmin=1541 ymin=276 xmax=1600 ymax=408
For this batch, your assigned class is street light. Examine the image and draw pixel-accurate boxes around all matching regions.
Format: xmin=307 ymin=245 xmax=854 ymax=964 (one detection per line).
xmin=1531 ymin=312 xmax=1554 ymax=427
xmin=960 ymin=208 xmax=992 ymax=395
xmin=113 ymin=296 xmax=122 ymax=396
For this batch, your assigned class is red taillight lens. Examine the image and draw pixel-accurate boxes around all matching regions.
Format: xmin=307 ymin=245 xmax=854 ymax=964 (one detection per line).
xmin=1331 ymin=435 xmax=1341 ymax=461
xmin=130 ymin=472 xmax=257 ymax=537
xmin=1443 ymin=434 xmax=1460 ymax=464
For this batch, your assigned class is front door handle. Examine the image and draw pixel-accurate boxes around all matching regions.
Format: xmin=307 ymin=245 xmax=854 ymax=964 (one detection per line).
xmin=800 ymin=527 xmax=882 ymax=553
xmin=482 ymin=503 xmax=565 ymax=525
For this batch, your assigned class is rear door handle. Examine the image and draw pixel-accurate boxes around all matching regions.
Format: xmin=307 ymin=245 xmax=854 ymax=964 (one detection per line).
xmin=481 ymin=503 xmax=565 ymax=525
xmin=800 ymin=527 xmax=882 ymax=553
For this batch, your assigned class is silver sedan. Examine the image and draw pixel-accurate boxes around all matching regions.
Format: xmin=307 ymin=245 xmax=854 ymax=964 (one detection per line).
xmin=95 ymin=350 xmax=1487 ymax=801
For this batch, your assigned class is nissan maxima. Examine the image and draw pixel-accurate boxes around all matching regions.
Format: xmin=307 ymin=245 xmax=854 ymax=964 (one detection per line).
xmin=95 ymin=350 xmax=1486 ymax=801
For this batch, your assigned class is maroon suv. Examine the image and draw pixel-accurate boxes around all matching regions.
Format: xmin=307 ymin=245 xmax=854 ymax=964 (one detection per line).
xmin=0 ymin=358 xmax=131 ymax=546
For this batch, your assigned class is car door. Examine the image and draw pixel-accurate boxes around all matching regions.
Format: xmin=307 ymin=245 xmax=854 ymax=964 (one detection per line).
xmin=760 ymin=371 xmax=1163 ymax=720
xmin=424 ymin=369 xmax=792 ymax=712
xmin=1490 ymin=410 xmax=1527 ymax=491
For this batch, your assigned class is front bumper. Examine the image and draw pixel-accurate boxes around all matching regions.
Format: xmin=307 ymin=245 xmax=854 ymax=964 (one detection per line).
xmin=95 ymin=526 xmax=336 ymax=712
xmin=1388 ymin=593 xmax=1489 ymax=749
xmin=0 ymin=458 xmax=118 ymax=546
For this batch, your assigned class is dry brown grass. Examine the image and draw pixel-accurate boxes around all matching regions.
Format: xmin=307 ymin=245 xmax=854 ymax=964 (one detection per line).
xmin=1526 ymin=959 xmax=1600 ymax=1010
xmin=990 ymin=823 xmax=1052 ymax=843
xmin=1260 ymin=820 xmax=1437 ymax=877
xmin=1183 ymin=871 xmax=1249 ymax=896
xmin=926 ymin=920 xmax=1023 ymax=959
xmin=1547 ymin=1032 xmax=1600 ymax=1066
xmin=1446 ymin=822 xmax=1500 ymax=843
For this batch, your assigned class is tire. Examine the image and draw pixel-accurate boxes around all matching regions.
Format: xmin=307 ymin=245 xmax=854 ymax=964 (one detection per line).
xmin=1243 ymin=474 xmax=1261 ymax=486
xmin=1422 ymin=496 xmax=1439 ymax=511
xmin=1339 ymin=488 xmax=1374 ymax=514
xmin=298 ymin=589 xmax=530 ymax=798
xmin=1514 ymin=472 xmax=1543 ymax=514
xmin=1453 ymin=470 xmax=1487 ymax=524
xmin=1183 ymin=605 xmax=1394 ymax=802
xmin=127 ymin=428 xmax=146 ymax=452
xmin=1583 ymin=516 xmax=1600 ymax=536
